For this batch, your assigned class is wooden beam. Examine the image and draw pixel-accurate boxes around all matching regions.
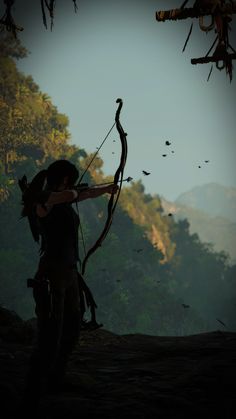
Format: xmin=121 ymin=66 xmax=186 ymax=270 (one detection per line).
xmin=156 ymin=3 xmax=236 ymax=22
xmin=191 ymin=53 xmax=236 ymax=65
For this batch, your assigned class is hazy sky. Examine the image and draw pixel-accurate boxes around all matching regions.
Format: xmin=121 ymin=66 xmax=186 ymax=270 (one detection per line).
xmin=11 ymin=0 xmax=236 ymax=201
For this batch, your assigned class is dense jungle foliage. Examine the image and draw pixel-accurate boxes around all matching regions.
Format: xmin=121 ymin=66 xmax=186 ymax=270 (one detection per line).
xmin=0 ymin=33 xmax=235 ymax=336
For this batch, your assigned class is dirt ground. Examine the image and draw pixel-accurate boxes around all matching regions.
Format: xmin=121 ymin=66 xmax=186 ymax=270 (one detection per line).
xmin=0 ymin=308 xmax=236 ymax=418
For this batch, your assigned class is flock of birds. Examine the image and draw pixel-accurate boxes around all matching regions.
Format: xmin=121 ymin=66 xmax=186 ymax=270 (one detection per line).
xmin=98 ymin=138 xmax=227 ymax=329
xmin=99 ymin=138 xmax=210 ymax=179
xmin=140 ymin=143 xmax=227 ymax=328
xmin=140 ymin=139 xmax=211 ymax=215
xmin=142 ymin=139 xmax=210 ymax=174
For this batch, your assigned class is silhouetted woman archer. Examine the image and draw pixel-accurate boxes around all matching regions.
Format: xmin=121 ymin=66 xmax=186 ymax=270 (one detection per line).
xmin=19 ymin=159 xmax=118 ymax=408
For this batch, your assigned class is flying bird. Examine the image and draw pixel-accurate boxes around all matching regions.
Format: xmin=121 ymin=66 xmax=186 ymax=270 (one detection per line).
xmin=216 ymin=318 xmax=227 ymax=327
xmin=142 ymin=170 xmax=150 ymax=176
xmin=205 ymin=160 xmax=210 ymax=163
xmin=182 ymin=303 xmax=190 ymax=309
xmin=168 ymin=213 xmax=172 ymax=217
xmin=133 ymin=248 xmax=143 ymax=253
xmin=171 ymin=150 xmax=175 ymax=153
xmin=198 ymin=165 xmax=201 ymax=168
xmin=162 ymin=154 xmax=167 ymax=157
xmin=165 ymin=141 xmax=171 ymax=146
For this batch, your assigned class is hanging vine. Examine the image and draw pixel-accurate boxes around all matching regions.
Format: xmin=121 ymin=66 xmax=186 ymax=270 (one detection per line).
xmin=0 ymin=0 xmax=78 ymax=36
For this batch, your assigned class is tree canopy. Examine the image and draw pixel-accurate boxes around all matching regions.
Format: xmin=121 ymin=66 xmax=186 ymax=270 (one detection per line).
xmin=0 ymin=34 xmax=235 ymax=335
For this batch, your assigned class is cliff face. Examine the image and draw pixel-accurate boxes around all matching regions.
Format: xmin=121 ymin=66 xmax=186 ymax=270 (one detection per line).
xmin=1 ymin=306 xmax=236 ymax=418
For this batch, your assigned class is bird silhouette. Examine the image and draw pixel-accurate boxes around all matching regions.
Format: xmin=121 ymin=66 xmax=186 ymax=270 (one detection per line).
xmin=205 ymin=160 xmax=210 ymax=163
xmin=182 ymin=303 xmax=190 ymax=308
xmin=162 ymin=154 xmax=167 ymax=157
xmin=165 ymin=141 xmax=171 ymax=146
xmin=142 ymin=170 xmax=150 ymax=176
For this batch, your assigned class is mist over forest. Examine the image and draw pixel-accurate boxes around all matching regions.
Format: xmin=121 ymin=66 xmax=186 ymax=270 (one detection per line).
xmin=1 ymin=33 xmax=236 ymax=337
xmin=161 ymin=182 xmax=236 ymax=263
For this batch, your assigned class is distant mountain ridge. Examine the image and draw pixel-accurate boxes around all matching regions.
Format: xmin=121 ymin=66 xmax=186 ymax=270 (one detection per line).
xmin=175 ymin=183 xmax=236 ymax=223
xmin=161 ymin=183 xmax=236 ymax=263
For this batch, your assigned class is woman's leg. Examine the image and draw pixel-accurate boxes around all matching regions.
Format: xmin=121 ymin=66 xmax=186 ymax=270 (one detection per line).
xmin=47 ymin=267 xmax=81 ymax=385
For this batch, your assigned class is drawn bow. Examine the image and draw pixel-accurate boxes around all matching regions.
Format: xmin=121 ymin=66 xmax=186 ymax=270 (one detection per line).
xmin=80 ymin=98 xmax=128 ymax=276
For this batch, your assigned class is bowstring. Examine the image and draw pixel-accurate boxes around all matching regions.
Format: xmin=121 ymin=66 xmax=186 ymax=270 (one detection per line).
xmin=77 ymin=121 xmax=116 ymax=185
xmin=76 ymin=120 xmax=116 ymax=273
xmin=76 ymin=200 xmax=87 ymax=273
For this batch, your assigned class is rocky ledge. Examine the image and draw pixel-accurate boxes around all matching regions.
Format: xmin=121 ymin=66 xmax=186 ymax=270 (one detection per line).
xmin=0 ymin=306 xmax=236 ymax=418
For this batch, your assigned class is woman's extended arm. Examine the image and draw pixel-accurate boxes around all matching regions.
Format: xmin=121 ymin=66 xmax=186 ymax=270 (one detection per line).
xmin=72 ymin=184 xmax=119 ymax=202
xmin=36 ymin=184 xmax=119 ymax=217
